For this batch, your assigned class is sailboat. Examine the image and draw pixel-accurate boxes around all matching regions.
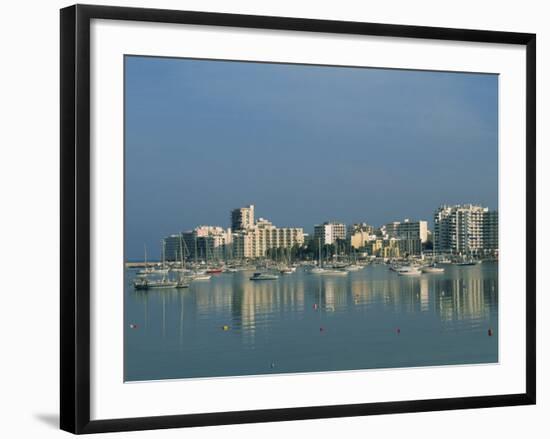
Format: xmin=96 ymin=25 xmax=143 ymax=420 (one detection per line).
xmin=279 ymin=248 xmax=296 ymax=274
xmin=421 ymin=264 xmax=445 ymax=273
xmin=137 ymin=244 xmax=155 ymax=275
xmin=311 ymin=238 xmax=348 ymax=275
xmin=133 ymin=242 xmax=178 ymax=290
xmin=175 ymin=238 xmax=190 ymax=288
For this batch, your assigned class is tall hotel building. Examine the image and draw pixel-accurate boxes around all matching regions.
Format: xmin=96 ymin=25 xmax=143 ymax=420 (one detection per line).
xmin=313 ymin=222 xmax=347 ymax=246
xmin=231 ymin=205 xmax=305 ymax=259
xmin=433 ymin=204 xmax=498 ymax=256
xmin=231 ymin=205 xmax=255 ymax=231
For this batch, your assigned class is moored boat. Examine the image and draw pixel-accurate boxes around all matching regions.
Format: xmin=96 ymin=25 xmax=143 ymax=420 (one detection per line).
xmin=398 ymin=269 xmax=422 ymax=276
xmin=421 ymin=264 xmax=445 ymax=273
xmin=206 ymin=267 xmax=223 ymax=274
xmin=279 ymin=266 xmax=296 ymax=274
xmin=249 ymin=272 xmax=279 ymax=281
xmin=345 ymin=264 xmax=363 ymax=272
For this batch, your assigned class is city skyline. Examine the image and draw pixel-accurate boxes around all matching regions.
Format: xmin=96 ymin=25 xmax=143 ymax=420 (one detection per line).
xmin=125 ymin=56 xmax=498 ymax=259
xmin=156 ymin=202 xmax=499 ymax=263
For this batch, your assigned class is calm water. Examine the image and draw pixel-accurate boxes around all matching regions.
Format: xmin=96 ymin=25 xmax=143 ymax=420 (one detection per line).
xmin=124 ymin=263 xmax=498 ymax=381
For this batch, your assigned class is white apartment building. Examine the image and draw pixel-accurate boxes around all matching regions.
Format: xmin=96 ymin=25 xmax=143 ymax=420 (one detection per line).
xmin=313 ymin=222 xmax=347 ymax=246
xmin=433 ymin=204 xmax=498 ymax=256
xmin=231 ymin=207 xmax=305 ymax=259
xmin=231 ymin=204 xmax=255 ymax=231
xmin=382 ymin=219 xmax=428 ymax=243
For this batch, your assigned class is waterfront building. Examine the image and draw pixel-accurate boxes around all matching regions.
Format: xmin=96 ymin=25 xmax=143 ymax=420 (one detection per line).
xmin=380 ymin=219 xmax=428 ymax=255
xmin=365 ymin=237 xmax=401 ymax=258
xmin=433 ymin=204 xmax=498 ymax=256
xmin=231 ymin=206 xmax=305 ymax=259
xmin=167 ymin=226 xmax=233 ymax=262
xmin=348 ymin=223 xmax=375 ymax=249
xmin=483 ymin=210 xmax=499 ymax=254
xmin=314 ymin=221 xmax=347 ymax=246
xmin=231 ymin=205 xmax=255 ymax=231
xmin=163 ymin=234 xmax=185 ymax=262
xmin=382 ymin=219 xmax=428 ymax=242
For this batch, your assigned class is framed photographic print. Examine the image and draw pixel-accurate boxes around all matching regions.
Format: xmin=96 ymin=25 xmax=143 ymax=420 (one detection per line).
xmin=60 ymin=4 xmax=536 ymax=434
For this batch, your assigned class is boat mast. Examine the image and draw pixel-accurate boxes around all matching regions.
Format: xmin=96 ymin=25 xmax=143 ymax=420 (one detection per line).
xmin=179 ymin=234 xmax=185 ymax=270
xmin=144 ymin=244 xmax=148 ymax=271
xmin=161 ymin=239 xmax=165 ymax=269
xmin=318 ymin=237 xmax=322 ymax=268
xmin=194 ymin=235 xmax=198 ymax=265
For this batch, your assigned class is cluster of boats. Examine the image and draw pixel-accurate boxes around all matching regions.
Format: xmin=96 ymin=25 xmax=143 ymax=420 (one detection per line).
xmin=130 ymin=237 xmax=486 ymax=287
xmin=388 ymin=257 xmax=481 ymax=276
xmin=389 ymin=264 xmax=444 ymax=276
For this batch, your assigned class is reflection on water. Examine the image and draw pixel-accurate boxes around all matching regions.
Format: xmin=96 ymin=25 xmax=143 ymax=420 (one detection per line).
xmin=125 ymin=263 xmax=498 ymax=381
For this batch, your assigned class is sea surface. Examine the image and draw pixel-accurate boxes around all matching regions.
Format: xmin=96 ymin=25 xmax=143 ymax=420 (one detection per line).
xmin=124 ymin=262 xmax=498 ymax=381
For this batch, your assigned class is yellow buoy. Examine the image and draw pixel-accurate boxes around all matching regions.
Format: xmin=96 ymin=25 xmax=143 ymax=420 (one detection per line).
xmin=222 ymin=325 xmax=230 ymax=331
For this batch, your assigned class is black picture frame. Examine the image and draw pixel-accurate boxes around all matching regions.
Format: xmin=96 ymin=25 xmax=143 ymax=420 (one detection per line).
xmin=60 ymin=4 xmax=536 ymax=434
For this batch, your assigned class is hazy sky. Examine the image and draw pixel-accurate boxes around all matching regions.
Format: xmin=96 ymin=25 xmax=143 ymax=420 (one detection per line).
xmin=125 ymin=56 xmax=498 ymax=259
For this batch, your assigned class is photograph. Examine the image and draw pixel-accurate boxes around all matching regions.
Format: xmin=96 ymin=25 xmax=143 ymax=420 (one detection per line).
xmin=124 ymin=55 xmax=499 ymax=382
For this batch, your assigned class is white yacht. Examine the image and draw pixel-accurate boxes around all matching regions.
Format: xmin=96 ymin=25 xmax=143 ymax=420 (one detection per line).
xmin=396 ymin=266 xmax=422 ymax=276
xmin=250 ymin=272 xmax=279 ymax=281
xmin=421 ymin=264 xmax=445 ymax=273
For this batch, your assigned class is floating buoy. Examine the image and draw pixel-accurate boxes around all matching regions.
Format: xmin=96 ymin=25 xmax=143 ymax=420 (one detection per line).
xmin=129 ymin=324 xmax=138 ymax=329
xmin=313 ymin=304 xmax=318 ymax=310
xmin=319 ymin=327 xmax=324 ymax=332
xmin=488 ymin=328 xmax=493 ymax=336
xmin=396 ymin=328 xmax=401 ymax=335
xmin=270 ymin=362 xmax=275 ymax=369
xmin=222 ymin=325 xmax=230 ymax=331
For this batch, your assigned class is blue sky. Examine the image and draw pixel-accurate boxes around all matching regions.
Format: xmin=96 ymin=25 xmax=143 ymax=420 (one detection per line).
xmin=125 ymin=56 xmax=498 ymax=259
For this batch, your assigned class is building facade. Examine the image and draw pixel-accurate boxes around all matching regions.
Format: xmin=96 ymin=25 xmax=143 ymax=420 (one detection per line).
xmin=348 ymin=223 xmax=375 ymax=249
xmin=379 ymin=219 xmax=428 ymax=255
xmin=313 ymin=222 xmax=347 ymax=246
xmin=231 ymin=207 xmax=305 ymax=259
xmin=231 ymin=204 xmax=255 ymax=231
xmin=166 ymin=226 xmax=233 ymax=262
xmin=433 ymin=204 xmax=498 ymax=256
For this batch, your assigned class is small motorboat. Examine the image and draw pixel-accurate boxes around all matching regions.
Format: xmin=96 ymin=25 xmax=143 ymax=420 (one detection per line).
xmin=250 ymin=272 xmax=279 ymax=281
xmin=421 ymin=264 xmax=445 ymax=274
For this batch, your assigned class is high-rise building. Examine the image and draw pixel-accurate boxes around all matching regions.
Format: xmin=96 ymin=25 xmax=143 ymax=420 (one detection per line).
xmin=483 ymin=210 xmax=499 ymax=253
xmin=163 ymin=234 xmax=185 ymax=262
xmin=231 ymin=205 xmax=255 ymax=231
xmin=433 ymin=204 xmax=498 ymax=256
xmin=313 ymin=222 xmax=347 ymax=246
xmin=231 ymin=206 xmax=304 ymax=259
